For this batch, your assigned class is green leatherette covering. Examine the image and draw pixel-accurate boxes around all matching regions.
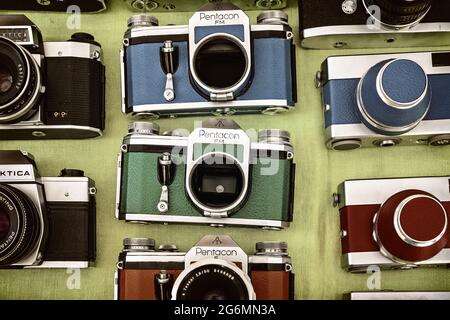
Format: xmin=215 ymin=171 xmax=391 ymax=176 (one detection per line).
xmin=120 ymin=151 xmax=292 ymax=221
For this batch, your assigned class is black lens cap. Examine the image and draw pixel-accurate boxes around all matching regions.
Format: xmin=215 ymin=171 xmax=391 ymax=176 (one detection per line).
xmin=59 ymin=169 xmax=85 ymax=177
xmin=69 ymin=33 xmax=101 ymax=47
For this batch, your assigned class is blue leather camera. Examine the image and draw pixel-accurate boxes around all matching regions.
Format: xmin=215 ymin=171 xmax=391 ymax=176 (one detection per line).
xmin=121 ymin=3 xmax=296 ymax=119
xmin=317 ymin=51 xmax=450 ymax=150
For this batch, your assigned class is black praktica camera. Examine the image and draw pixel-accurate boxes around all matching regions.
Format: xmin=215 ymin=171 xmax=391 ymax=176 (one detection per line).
xmin=0 ymin=15 xmax=105 ymax=140
xmin=299 ymin=0 xmax=450 ymax=49
xmin=0 ymin=151 xmax=96 ymax=269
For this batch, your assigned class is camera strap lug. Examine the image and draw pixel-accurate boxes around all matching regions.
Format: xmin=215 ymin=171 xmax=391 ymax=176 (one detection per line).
xmin=210 ymin=92 xmax=234 ymax=102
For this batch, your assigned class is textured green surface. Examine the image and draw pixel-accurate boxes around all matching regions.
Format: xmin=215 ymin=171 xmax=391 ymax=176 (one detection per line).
xmin=0 ymin=0 xmax=450 ymax=300
xmin=120 ymin=151 xmax=292 ymax=221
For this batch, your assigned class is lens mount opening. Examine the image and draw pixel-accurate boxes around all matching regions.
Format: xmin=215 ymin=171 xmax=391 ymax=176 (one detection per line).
xmin=191 ymin=33 xmax=250 ymax=96
xmin=171 ymin=259 xmax=256 ymax=300
xmin=0 ymin=37 xmax=42 ymax=123
xmin=188 ymin=152 xmax=247 ymax=215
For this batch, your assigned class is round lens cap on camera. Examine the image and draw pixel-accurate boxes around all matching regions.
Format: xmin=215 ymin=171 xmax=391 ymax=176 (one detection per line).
xmin=59 ymin=169 xmax=85 ymax=177
xmin=374 ymin=190 xmax=449 ymax=263
xmin=356 ymin=59 xmax=430 ymax=136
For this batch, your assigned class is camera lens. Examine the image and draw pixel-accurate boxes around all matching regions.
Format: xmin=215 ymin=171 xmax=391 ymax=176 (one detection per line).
xmin=356 ymin=59 xmax=430 ymax=136
xmin=0 ymin=184 xmax=41 ymax=266
xmin=0 ymin=209 xmax=10 ymax=242
xmin=194 ymin=37 xmax=247 ymax=90
xmin=174 ymin=263 xmax=252 ymax=300
xmin=190 ymin=153 xmax=245 ymax=210
xmin=0 ymin=38 xmax=42 ymax=123
xmin=0 ymin=66 xmax=13 ymax=94
xmin=365 ymin=0 xmax=432 ymax=27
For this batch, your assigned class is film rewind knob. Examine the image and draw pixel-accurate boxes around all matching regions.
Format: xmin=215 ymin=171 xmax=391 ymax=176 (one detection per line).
xmin=160 ymin=40 xmax=179 ymax=101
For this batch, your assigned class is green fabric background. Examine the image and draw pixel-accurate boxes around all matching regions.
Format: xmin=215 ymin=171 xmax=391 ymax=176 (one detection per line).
xmin=0 ymin=0 xmax=449 ymax=300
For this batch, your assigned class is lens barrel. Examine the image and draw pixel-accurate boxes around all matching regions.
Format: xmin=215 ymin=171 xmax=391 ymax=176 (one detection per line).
xmin=365 ymin=0 xmax=432 ymax=27
xmin=0 ymin=184 xmax=41 ymax=266
xmin=173 ymin=262 xmax=253 ymax=300
xmin=0 ymin=37 xmax=42 ymax=123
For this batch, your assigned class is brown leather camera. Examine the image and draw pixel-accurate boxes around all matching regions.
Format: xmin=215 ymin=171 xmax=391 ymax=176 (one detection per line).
xmin=114 ymin=235 xmax=294 ymax=300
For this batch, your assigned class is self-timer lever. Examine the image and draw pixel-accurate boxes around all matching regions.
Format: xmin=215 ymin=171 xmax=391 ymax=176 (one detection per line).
xmin=160 ymin=40 xmax=179 ymax=102
xmin=157 ymin=152 xmax=176 ymax=212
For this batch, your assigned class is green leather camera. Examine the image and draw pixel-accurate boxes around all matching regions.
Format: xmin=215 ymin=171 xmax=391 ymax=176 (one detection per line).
xmin=116 ymin=119 xmax=296 ymax=229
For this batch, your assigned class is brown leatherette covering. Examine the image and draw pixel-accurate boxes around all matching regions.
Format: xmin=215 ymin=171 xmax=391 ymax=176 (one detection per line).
xmin=251 ymin=271 xmax=291 ymax=300
xmin=119 ymin=269 xmax=182 ymax=300
xmin=340 ymin=202 xmax=450 ymax=254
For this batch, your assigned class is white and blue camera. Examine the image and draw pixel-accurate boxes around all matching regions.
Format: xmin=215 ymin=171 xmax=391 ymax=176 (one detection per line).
xmin=121 ymin=2 xmax=296 ymax=119
xmin=317 ymin=51 xmax=450 ymax=150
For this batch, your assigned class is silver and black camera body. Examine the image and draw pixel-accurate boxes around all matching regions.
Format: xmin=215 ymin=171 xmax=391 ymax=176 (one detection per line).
xmin=0 ymin=151 xmax=96 ymax=269
xmin=0 ymin=0 xmax=108 ymax=13
xmin=0 ymin=15 xmax=105 ymax=140
xmin=115 ymin=235 xmax=294 ymax=300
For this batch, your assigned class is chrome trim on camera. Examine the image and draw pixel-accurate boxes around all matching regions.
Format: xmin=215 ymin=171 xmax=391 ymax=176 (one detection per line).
xmin=325 ymin=51 xmax=450 ymax=81
xmin=302 ymin=23 xmax=450 ymax=49
xmin=120 ymin=49 xmax=127 ymax=114
xmin=0 ymin=124 xmax=103 ymax=137
xmin=41 ymin=177 xmax=93 ymax=202
xmin=126 ymin=24 xmax=289 ymax=41
xmin=44 ymin=42 xmax=102 ymax=61
xmin=124 ymin=213 xmax=289 ymax=229
xmin=342 ymin=248 xmax=450 ymax=271
xmin=130 ymin=99 xmax=291 ymax=114
xmin=188 ymin=9 xmax=252 ymax=99
xmin=25 ymin=261 xmax=90 ymax=269
xmin=115 ymin=153 xmax=123 ymax=220
xmin=337 ymin=176 xmax=450 ymax=209
xmin=325 ymin=119 xmax=450 ymax=149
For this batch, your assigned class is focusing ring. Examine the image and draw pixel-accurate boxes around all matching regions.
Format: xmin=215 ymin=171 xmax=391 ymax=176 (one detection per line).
xmin=0 ymin=38 xmax=42 ymax=123
xmin=365 ymin=0 xmax=432 ymax=26
xmin=375 ymin=0 xmax=432 ymax=15
xmin=0 ymin=184 xmax=42 ymax=266
xmin=171 ymin=259 xmax=256 ymax=300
